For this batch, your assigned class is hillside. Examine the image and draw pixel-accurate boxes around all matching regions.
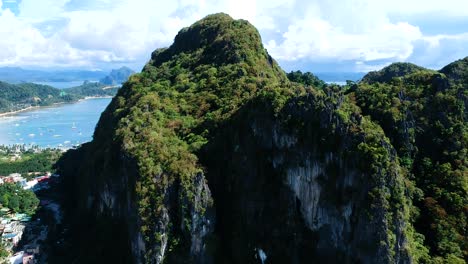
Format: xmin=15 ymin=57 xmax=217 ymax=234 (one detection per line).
xmin=52 ymin=13 xmax=448 ymax=264
xmin=353 ymin=62 xmax=467 ymax=263
xmin=440 ymin=57 xmax=468 ymax=87
xmin=361 ymin=62 xmax=431 ymax=84
xmin=66 ymin=81 xmax=118 ymax=97
xmin=0 ymin=81 xmax=76 ymax=113
xmin=0 ymin=81 xmax=117 ymax=114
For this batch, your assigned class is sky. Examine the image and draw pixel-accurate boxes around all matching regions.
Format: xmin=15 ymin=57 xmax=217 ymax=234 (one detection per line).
xmin=0 ymin=0 xmax=467 ymax=73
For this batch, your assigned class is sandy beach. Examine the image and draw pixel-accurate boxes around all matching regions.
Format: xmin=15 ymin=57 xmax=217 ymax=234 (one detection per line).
xmin=0 ymin=106 xmax=39 ymax=118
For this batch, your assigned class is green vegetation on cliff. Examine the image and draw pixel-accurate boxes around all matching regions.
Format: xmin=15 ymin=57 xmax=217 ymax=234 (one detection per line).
xmin=55 ymin=13 xmax=465 ymax=264
xmin=90 ymin=13 xmax=294 ymax=262
xmin=355 ymin=62 xmax=467 ymax=263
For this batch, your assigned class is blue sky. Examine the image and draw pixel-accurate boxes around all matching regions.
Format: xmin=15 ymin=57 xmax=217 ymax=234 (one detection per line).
xmin=0 ymin=0 xmax=467 ymax=73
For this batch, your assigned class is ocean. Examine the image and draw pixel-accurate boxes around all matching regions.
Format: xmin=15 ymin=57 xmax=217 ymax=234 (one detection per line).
xmin=0 ymin=98 xmax=112 ymax=148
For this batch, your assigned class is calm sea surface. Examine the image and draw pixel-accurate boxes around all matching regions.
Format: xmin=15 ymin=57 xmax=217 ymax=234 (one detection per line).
xmin=0 ymin=98 xmax=112 ymax=148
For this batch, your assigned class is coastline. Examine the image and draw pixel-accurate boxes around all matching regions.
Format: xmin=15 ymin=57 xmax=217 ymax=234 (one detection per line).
xmin=0 ymin=96 xmax=113 ymax=118
xmin=0 ymin=106 xmax=40 ymax=118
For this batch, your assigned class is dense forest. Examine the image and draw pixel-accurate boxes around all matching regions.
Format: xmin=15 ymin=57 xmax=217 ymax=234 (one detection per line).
xmin=0 ymin=183 xmax=39 ymax=215
xmin=353 ymin=59 xmax=468 ymax=263
xmin=53 ymin=13 xmax=466 ymax=264
xmin=0 ymin=81 xmax=77 ymax=113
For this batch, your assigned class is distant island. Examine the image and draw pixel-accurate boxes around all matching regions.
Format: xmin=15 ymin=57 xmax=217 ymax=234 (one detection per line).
xmin=0 ymin=66 xmax=134 ymax=83
xmin=0 ymin=67 xmax=135 ymax=114
xmin=99 ymin=67 xmax=135 ymax=85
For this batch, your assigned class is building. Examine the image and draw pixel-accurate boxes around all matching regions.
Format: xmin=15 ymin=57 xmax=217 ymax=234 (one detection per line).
xmin=23 ymin=180 xmax=38 ymax=190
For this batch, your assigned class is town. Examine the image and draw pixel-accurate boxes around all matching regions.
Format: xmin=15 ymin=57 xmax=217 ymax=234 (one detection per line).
xmin=0 ymin=145 xmax=62 ymax=264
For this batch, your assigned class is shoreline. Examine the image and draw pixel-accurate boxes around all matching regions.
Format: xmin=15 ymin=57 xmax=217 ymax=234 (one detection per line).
xmin=0 ymin=96 xmax=113 ymax=118
xmin=0 ymin=106 xmax=40 ymax=118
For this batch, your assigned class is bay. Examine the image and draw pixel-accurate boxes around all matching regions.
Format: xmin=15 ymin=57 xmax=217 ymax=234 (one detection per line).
xmin=0 ymin=98 xmax=112 ymax=148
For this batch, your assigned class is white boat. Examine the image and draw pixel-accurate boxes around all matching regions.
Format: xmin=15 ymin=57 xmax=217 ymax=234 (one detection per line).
xmin=71 ymin=122 xmax=77 ymax=129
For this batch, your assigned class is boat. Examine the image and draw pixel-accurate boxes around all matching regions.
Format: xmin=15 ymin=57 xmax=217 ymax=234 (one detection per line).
xmin=71 ymin=122 xmax=77 ymax=129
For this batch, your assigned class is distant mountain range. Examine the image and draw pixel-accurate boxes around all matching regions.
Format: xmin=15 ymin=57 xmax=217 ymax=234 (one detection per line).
xmin=0 ymin=66 xmax=135 ymax=84
xmin=99 ymin=67 xmax=135 ymax=85
xmin=0 ymin=67 xmax=135 ymax=114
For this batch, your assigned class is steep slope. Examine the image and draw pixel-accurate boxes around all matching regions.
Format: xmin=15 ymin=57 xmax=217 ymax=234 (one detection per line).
xmin=354 ymin=63 xmax=467 ymax=263
xmin=56 ymin=13 xmax=422 ymax=264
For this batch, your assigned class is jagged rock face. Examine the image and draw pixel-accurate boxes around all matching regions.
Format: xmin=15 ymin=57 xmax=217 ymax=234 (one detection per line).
xmin=201 ymin=95 xmax=411 ymax=264
xmin=58 ymin=141 xmax=215 ymax=264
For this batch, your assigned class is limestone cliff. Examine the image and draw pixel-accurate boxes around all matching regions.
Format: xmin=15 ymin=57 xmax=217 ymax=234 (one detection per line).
xmin=55 ymin=13 xmax=429 ymax=264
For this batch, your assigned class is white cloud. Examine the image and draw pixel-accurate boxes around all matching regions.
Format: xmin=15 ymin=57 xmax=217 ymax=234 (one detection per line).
xmin=266 ymin=16 xmax=422 ymax=62
xmin=0 ymin=0 xmax=466 ymax=71
xmin=0 ymin=1 xmax=119 ymax=67
xmin=265 ymin=0 xmax=468 ymax=71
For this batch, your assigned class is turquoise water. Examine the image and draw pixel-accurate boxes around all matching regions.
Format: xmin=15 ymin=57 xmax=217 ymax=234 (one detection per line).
xmin=0 ymin=98 xmax=112 ymax=148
